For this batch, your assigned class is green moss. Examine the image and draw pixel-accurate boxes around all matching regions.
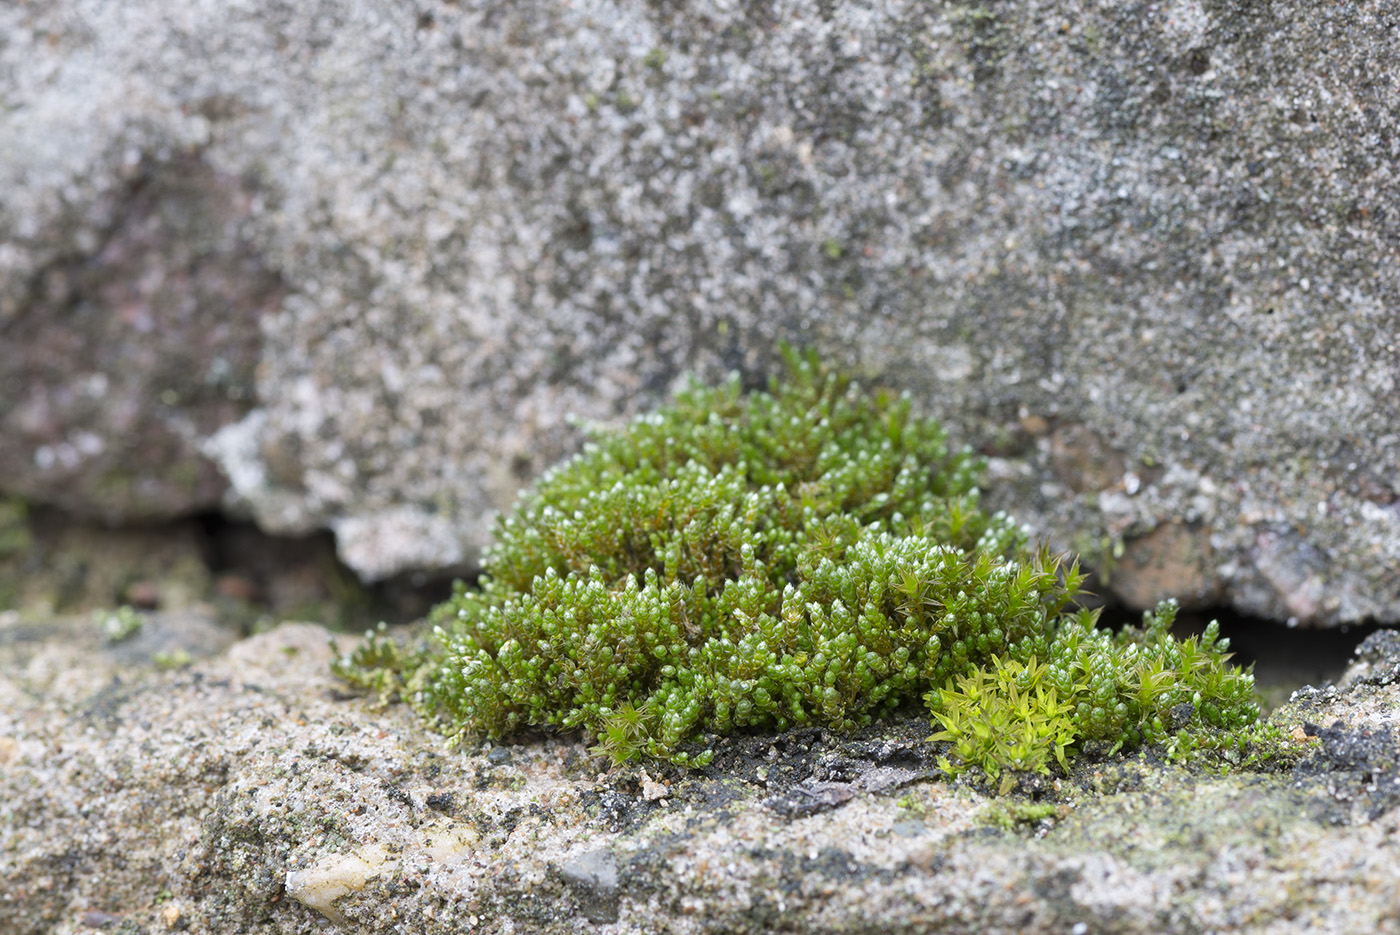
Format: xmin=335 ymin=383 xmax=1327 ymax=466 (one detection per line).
xmin=978 ymin=799 xmax=1066 ymax=830
xmin=96 ymin=605 xmax=145 ymax=643
xmin=1081 ymin=23 xmax=1103 ymax=53
xmin=334 ymin=349 xmax=1263 ymax=787
xmin=153 ymin=649 xmax=193 ymax=671
xmin=0 ymin=497 xmax=32 ymax=559
xmin=928 ymin=600 xmax=1259 ymax=790
xmin=928 ymin=655 xmax=1079 ymax=794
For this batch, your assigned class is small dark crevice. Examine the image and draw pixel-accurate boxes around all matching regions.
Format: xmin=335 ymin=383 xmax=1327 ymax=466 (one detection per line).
xmin=196 ymin=511 xmax=458 ymax=629
xmin=1171 ymin=608 xmax=1385 ymax=709
xmin=0 ymin=505 xmax=455 ymax=631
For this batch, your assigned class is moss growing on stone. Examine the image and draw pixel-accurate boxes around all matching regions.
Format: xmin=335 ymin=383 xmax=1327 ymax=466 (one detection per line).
xmin=335 ymin=349 xmax=1260 ymax=785
xmin=0 ymin=496 xmax=32 ymax=559
xmin=927 ymin=600 xmax=1260 ymax=792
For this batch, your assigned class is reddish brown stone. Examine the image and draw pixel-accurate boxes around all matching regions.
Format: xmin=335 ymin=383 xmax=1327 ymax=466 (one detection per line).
xmin=1110 ymin=522 xmax=1223 ymax=612
xmin=0 ymin=155 xmax=280 ymax=521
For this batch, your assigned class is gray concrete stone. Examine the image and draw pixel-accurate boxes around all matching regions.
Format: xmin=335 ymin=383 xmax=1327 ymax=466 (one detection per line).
xmin=559 ymin=846 xmax=621 ymax=924
xmin=2 ymin=0 xmax=1398 ymax=622
xmin=4 ymin=615 xmax=1400 ymax=934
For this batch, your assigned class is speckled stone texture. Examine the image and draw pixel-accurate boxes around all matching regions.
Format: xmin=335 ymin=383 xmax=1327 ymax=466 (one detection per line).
xmin=3 ymin=614 xmax=1400 ymax=934
xmin=1 ymin=0 xmax=1397 ymax=622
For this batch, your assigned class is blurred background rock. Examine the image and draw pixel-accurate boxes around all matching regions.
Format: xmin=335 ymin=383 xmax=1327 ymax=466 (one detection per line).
xmin=1 ymin=0 xmax=1396 ymax=631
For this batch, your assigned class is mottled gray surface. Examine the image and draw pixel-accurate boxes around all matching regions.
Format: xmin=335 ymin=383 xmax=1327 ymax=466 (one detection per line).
xmin=0 ymin=145 xmax=275 ymax=520
xmin=1 ymin=0 xmax=1398 ymax=622
xmin=4 ymin=615 xmax=1400 ymax=935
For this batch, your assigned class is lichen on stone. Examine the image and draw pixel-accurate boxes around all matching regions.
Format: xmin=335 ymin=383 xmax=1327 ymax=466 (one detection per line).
xmin=335 ymin=349 xmax=1262 ymax=787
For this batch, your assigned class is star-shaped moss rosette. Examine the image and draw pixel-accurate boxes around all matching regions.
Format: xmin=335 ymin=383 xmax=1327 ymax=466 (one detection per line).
xmin=335 ymin=348 xmax=1263 ymax=787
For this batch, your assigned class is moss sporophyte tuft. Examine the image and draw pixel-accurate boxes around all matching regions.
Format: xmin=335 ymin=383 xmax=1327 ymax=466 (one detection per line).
xmin=334 ymin=348 xmax=1264 ymax=788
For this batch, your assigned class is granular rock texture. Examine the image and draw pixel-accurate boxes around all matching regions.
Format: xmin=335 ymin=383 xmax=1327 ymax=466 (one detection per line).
xmin=0 ymin=151 xmax=276 ymax=520
xmin=4 ymin=615 xmax=1400 ymax=934
xmin=2 ymin=0 xmax=1398 ymax=622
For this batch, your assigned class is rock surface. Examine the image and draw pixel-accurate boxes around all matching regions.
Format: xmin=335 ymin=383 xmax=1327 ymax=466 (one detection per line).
xmin=0 ymin=148 xmax=276 ymax=521
xmin=4 ymin=614 xmax=1400 ymax=934
xmin=2 ymin=0 xmax=1398 ymax=622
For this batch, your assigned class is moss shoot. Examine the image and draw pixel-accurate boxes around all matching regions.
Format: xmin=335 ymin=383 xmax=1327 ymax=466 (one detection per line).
xmin=334 ymin=349 xmax=1261 ymax=787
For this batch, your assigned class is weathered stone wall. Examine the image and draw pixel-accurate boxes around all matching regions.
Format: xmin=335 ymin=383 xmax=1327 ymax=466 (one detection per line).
xmin=2 ymin=0 xmax=1397 ymax=623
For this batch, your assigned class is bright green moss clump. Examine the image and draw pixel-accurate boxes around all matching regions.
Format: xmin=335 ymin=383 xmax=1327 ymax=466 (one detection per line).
xmin=927 ymin=600 xmax=1259 ymax=792
xmin=335 ymin=349 xmax=1260 ymax=786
